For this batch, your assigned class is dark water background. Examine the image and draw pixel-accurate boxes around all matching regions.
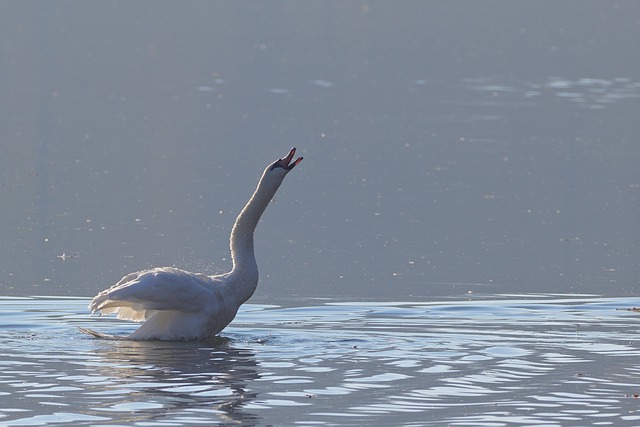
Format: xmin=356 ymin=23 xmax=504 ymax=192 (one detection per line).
xmin=1 ymin=1 xmax=639 ymax=425
xmin=1 ymin=1 xmax=638 ymax=301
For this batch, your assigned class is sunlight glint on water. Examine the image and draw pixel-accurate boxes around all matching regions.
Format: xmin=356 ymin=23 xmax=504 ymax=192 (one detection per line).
xmin=1 ymin=296 xmax=640 ymax=426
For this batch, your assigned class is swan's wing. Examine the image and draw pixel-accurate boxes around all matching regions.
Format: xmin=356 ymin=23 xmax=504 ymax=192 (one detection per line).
xmin=89 ymin=267 xmax=217 ymax=321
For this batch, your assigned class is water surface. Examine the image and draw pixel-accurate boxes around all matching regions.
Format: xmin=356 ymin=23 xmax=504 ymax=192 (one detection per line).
xmin=1 ymin=2 xmax=639 ymax=425
xmin=0 ymin=1 xmax=638 ymax=300
xmin=2 ymin=295 xmax=640 ymax=426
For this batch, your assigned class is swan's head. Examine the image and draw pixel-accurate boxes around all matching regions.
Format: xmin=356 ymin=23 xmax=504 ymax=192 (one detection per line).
xmin=267 ymin=147 xmax=303 ymax=178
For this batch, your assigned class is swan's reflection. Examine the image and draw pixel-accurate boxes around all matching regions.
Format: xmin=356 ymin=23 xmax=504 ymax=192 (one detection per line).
xmin=84 ymin=336 xmax=261 ymax=425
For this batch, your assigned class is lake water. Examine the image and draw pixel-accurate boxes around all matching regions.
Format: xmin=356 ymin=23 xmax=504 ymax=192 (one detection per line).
xmin=3 ymin=295 xmax=640 ymax=426
xmin=1 ymin=1 xmax=639 ymax=425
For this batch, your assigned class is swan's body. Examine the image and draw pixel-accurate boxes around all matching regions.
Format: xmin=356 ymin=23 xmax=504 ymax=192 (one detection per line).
xmin=82 ymin=148 xmax=303 ymax=340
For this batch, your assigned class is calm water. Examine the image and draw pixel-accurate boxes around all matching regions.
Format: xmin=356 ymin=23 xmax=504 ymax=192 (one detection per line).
xmin=1 ymin=1 xmax=638 ymax=300
xmin=1 ymin=1 xmax=639 ymax=425
xmin=2 ymin=295 xmax=640 ymax=426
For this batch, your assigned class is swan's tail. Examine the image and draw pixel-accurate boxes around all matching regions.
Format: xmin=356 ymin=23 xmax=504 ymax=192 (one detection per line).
xmin=77 ymin=326 xmax=126 ymax=340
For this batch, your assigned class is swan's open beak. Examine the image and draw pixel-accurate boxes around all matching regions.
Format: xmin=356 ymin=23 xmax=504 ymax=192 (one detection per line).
xmin=278 ymin=147 xmax=303 ymax=171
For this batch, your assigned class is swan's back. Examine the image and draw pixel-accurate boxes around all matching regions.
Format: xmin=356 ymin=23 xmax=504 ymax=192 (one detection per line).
xmin=89 ymin=267 xmax=238 ymax=340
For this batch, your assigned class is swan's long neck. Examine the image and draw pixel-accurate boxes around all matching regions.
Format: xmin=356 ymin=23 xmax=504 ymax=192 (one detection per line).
xmin=228 ymin=169 xmax=283 ymax=303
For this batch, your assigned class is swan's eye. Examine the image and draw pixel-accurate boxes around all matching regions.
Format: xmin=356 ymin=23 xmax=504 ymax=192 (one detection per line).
xmin=270 ymin=162 xmax=284 ymax=171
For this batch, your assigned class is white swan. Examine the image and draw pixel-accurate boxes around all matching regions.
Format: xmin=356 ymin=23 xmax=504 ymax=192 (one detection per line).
xmin=80 ymin=148 xmax=303 ymax=340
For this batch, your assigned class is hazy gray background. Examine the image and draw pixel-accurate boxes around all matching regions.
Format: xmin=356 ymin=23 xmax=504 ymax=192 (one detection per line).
xmin=1 ymin=1 xmax=638 ymax=301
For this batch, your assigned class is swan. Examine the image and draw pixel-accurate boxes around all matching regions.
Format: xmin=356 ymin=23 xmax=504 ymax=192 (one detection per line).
xmin=79 ymin=147 xmax=303 ymax=340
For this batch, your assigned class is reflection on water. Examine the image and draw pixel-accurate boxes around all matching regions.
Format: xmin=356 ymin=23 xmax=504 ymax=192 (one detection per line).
xmin=2 ymin=295 xmax=640 ymax=426
xmin=79 ymin=340 xmax=259 ymax=425
xmin=464 ymin=76 xmax=640 ymax=109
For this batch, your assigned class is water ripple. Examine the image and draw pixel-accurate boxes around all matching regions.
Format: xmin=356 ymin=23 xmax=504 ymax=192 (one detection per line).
xmin=1 ymin=295 xmax=640 ymax=425
xmin=464 ymin=76 xmax=640 ymax=110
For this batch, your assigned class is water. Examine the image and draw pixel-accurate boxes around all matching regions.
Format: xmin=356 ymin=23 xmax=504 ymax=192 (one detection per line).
xmin=1 ymin=1 xmax=639 ymax=425
xmin=2 ymin=295 xmax=640 ymax=426
xmin=1 ymin=1 xmax=638 ymax=300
